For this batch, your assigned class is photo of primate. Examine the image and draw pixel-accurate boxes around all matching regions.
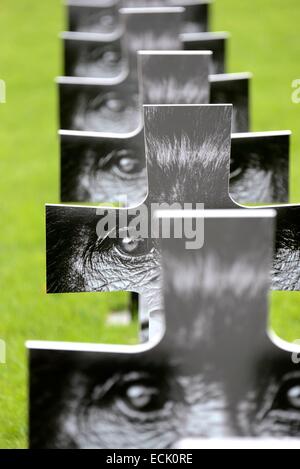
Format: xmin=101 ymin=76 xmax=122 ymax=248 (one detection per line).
xmin=59 ymin=52 xmax=211 ymax=206
xmin=63 ymin=32 xmax=126 ymax=79
xmin=1 ymin=0 xmax=299 ymax=453
xmin=59 ymin=79 xmax=142 ymax=133
xmin=59 ymin=9 xmax=183 ymax=133
xmin=58 ymin=66 xmax=248 ymax=136
xmin=49 ymin=105 xmax=234 ymax=320
xmin=47 ymin=105 xmax=300 ymax=330
xmin=31 ymin=211 xmax=300 ymax=448
xmin=123 ymin=0 xmax=211 ymax=33
xmin=139 ymin=52 xmax=210 ymax=107
xmin=210 ymin=72 xmax=250 ymax=133
xmin=59 ymin=55 xmax=287 ymax=208
xmin=60 ymin=130 xmax=290 ymax=207
xmin=230 ymin=131 xmax=290 ymax=205
xmin=182 ymin=32 xmax=229 ymax=75
xmin=60 ymin=130 xmax=146 ymax=205
xmin=122 ymin=7 xmax=183 ymax=83
xmin=67 ymin=0 xmax=122 ymax=35
xmin=66 ymin=1 xmax=211 ymax=35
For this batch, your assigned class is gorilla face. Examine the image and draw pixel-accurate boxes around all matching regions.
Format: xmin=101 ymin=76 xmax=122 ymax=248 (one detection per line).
xmin=68 ymin=4 xmax=121 ymax=35
xmin=46 ymin=206 xmax=162 ymax=313
xmin=59 ymin=82 xmax=141 ymax=133
xmin=29 ymin=355 xmax=300 ymax=448
xmin=64 ymin=38 xmax=125 ymax=79
xmin=31 ymin=213 xmax=300 ymax=448
xmin=60 ymin=132 xmax=146 ymax=205
xmin=61 ymin=132 xmax=290 ymax=207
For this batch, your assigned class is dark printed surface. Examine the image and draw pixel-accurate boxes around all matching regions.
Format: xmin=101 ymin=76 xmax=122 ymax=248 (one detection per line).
xmin=210 ymin=73 xmax=250 ymax=132
xmin=183 ymin=32 xmax=228 ymax=74
xmin=66 ymin=1 xmax=211 ymax=35
xmin=31 ymin=211 xmax=300 ymax=447
xmin=63 ymin=33 xmax=126 ymax=79
xmin=67 ymin=1 xmax=122 ymax=35
xmin=48 ymin=106 xmax=300 ymax=321
xmin=59 ymin=80 xmax=141 ymax=133
xmin=230 ymin=132 xmax=290 ymax=205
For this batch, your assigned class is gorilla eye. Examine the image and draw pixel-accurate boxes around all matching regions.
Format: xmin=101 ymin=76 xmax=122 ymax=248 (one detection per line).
xmin=118 ymin=156 xmax=137 ymax=173
xmin=118 ymin=236 xmax=150 ymax=257
xmin=100 ymin=14 xmax=114 ymax=27
xmin=125 ymin=384 xmax=160 ymax=411
xmin=96 ymin=149 xmax=142 ymax=179
xmin=90 ymin=93 xmax=126 ymax=114
xmin=272 ymin=377 xmax=300 ymax=411
xmin=114 ymin=150 xmax=142 ymax=177
xmin=118 ymin=375 xmax=166 ymax=414
xmin=102 ymin=50 xmax=120 ymax=66
xmin=287 ymin=386 xmax=300 ymax=409
xmin=105 ymin=96 xmax=125 ymax=113
xmin=89 ymin=47 xmax=120 ymax=66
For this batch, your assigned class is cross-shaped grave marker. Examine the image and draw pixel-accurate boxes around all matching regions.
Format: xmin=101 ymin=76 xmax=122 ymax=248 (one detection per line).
xmin=61 ymin=51 xmax=282 ymax=209
xmin=59 ymin=6 xmax=232 ymax=132
xmin=66 ymin=0 xmax=212 ymax=36
xmin=59 ymin=7 xmax=184 ymax=133
xmin=29 ymin=209 xmax=300 ymax=447
xmin=46 ymin=105 xmax=300 ymax=341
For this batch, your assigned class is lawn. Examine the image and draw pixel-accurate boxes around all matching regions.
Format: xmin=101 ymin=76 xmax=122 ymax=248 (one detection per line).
xmin=0 ymin=0 xmax=299 ymax=449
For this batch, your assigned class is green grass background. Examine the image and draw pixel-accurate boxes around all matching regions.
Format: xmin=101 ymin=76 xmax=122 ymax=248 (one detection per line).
xmin=0 ymin=0 xmax=299 ymax=449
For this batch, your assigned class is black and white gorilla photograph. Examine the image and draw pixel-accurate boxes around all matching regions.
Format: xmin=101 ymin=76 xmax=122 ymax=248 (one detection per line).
xmin=60 ymin=129 xmax=146 ymax=205
xmin=122 ymin=0 xmax=211 ymax=34
xmin=47 ymin=105 xmax=300 ymax=339
xmin=59 ymin=51 xmax=214 ymax=206
xmin=49 ymin=105 xmax=235 ymax=328
xmin=67 ymin=0 xmax=123 ymax=35
xmin=58 ymin=51 xmax=249 ymax=148
xmin=60 ymin=129 xmax=290 ymax=207
xmin=139 ymin=52 xmax=210 ymax=106
xmin=62 ymin=32 xmax=126 ymax=79
xmin=59 ymin=79 xmax=142 ymax=133
xmin=66 ymin=1 xmax=211 ymax=36
xmin=1 ymin=0 xmax=300 ymax=453
xmin=122 ymin=7 xmax=183 ymax=80
xmin=30 ymin=211 xmax=300 ymax=448
xmin=59 ymin=9 xmax=184 ymax=133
